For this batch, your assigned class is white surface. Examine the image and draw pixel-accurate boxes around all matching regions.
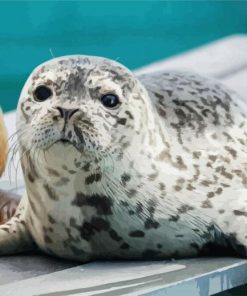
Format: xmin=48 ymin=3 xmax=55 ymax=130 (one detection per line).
xmin=136 ymin=35 xmax=247 ymax=79
xmin=0 ymin=258 xmax=246 ymax=296
xmin=221 ymin=68 xmax=247 ymax=99
xmin=0 ymin=261 xmax=186 ymax=296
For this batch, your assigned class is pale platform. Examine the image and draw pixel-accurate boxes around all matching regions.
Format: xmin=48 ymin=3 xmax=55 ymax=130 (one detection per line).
xmin=1 ymin=35 xmax=247 ymax=295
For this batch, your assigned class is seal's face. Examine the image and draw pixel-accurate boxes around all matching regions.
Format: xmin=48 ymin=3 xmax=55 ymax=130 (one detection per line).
xmin=17 ymin=56 xmax=147 ymax=159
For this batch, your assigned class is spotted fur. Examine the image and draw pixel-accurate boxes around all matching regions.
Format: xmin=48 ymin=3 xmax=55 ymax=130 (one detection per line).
xmin=1 ymin=55 xmax=247 ymax=261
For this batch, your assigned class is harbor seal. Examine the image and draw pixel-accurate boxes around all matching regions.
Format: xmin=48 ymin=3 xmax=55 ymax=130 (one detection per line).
xmin=1 ymin=55 xmax=247 ymax=261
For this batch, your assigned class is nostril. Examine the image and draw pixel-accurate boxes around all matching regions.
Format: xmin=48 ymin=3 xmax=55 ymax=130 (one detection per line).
xmin=68 ymin=108 xmax=79 ymax=119
xmin=55 ymin=107 xmax=79 ymax=120
xmin=56 ymin=107 xmax=64 ymax=118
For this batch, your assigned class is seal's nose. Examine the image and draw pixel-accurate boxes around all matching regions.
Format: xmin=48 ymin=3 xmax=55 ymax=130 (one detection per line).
xmin=56 ymin=107 xmax=79 ymax=120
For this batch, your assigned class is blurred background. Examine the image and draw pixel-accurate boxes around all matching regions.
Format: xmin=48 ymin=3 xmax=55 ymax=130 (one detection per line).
xmin=0 ymin=1 xmax=247 ymax=112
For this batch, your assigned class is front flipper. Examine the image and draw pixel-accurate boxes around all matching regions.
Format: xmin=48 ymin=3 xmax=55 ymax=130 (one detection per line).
xmin=0 ymin=194 xmax=35 ymax=255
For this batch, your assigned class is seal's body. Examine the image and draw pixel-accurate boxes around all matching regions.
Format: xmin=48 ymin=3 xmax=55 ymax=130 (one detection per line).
xmin=1 ymin=56 xmax=247 ymax=261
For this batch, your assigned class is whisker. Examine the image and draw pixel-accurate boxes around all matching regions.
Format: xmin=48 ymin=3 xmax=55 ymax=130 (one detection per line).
xmin=49 ymin=48 xmax=55 ymax=58
xmin=7 ymin=126 xmax=26 ymax=141
xmin=7 ymin=130 xmax=30 ymax=185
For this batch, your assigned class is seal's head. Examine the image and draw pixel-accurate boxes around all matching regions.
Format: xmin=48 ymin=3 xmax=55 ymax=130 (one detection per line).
xmin=17 ymin=55 xmax=153 ymax=161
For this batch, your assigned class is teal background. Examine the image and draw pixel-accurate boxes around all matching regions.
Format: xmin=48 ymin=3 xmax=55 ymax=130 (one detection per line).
xmin=0 ymin=1 xmax=247 ymax=112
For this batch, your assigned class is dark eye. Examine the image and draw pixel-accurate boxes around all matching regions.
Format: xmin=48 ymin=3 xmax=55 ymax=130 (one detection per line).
xmin=101 ymin=94 xmax=120 ymax=109
xmin=34 ymin=85 xmax=52 ymax=102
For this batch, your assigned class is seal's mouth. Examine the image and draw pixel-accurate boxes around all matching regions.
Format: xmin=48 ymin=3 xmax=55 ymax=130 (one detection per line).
xmin=60 ymin=139 xmax=71 ymax=144
xmin=54 ymin=138 xmax=72 ymax=146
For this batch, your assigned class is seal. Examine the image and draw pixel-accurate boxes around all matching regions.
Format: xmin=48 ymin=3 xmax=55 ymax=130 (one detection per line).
xmin=1 ymin=55 xmax=247 ymax=261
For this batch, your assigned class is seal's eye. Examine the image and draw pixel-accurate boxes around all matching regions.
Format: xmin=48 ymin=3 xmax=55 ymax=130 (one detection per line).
xmin=34 ymin=86 xmax=52 ymax=102
xmin=101 ymin=94 xmax=120 ymax=109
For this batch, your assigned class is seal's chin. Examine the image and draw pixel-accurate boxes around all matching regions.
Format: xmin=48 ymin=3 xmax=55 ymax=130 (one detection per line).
xmin=53 ymin=138 xmax=84 ymax=153
xmin=54 ymin=138 xmax=73 ymax=147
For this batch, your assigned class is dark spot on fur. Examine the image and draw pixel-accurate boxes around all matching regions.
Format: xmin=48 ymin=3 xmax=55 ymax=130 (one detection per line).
xmin=47 ymin=168 xmax=60 ymax=177
xmin=74 ymin=125 xmax=86 ymax=145
xmin=83 ymin=162 xmax=90 ymax=172
xmin=44 ymin=235 xmax=52 ymax=244
xmin=224 ymin=146 xmax=237 ymax=159
xmin=144 ymin=218 xmax=160 ymax=229
xmin=125 ymin=110 xmax=134 ymax=119
xmin=136 ymin=202 xmax=143 ymax=215
xmin=85 ymin=173 xmax=102 ymax=185
xmin=200 ymin=180 xmax=212 ymax=187
xmin=68 ymin=131 xmax=72 ymax=139
xmin=201 ymin=199 xmax=213 ymax=208
xmin=159 ymin=182 xmax=166 ymax=191
xmin=154 ymin=92 xmax=164 ymax=99
xmin=147 ymin=199 xmax=156 ymax=214
xmin=207 ymin=192 xmax=215 ymax=198
xmin=209 ymin=155 xmax=217 ymax=162
xmin=187 ymin=184 xmax=195 ymax=191
xmin=91 ymin=217 xmax=110 ymax=231
xmin=215 ymin=187 xmax=223 ymax=195
xmin=169 ymin=215 xmax=180 ymax=222
xmin=48 ymin=215 xmax=56 ymax=224
xmin=26 ymin=154 xmax=39 ymax=178
xmin=72 ymin=193 xmax=113 ymax=215
xmin=177 ymin=204 xmax=194 ymax=213
xmin=28 ymin=173 xmax=34 ymax=182
xmin=221 ymin=182 xmax=230 ymax=188
xmin=43 ymin=184 xmax=59 ymax=201
xmin=216 ymin=166 xmax=233 ymax=180
xmin=121 ymin=173 xmax=131 ymax=185
xmin=117 ymin=118 xmax=127 ymax=125
xmin=120 ymin=200 xmax=129 ymax=207
xmin=175 ymin=156 xmax=187 ymax=169
xmin=80 ymin=222 xmax=95 ymax=241
xmin=157 ymin=106 xmax=166 ymax=117
xmin=55 ymin=177 xmax=70 ymax=186
xmin=129 ymin=230 xmax=145 ymax=237
xmin=193 ymin=151 xmax=201 ymax=159
xmin=233 ymin=210 xmax=247 ymax=217
xmin=127 ymin=189 xmax=137 ymax=198
xmin=174 ymin=185 xmax=182 ymax=192
xmin=109 ymin=229 xmax=122 ymax=241
xmin=120 ymin=243 xmax=130 ymax=249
